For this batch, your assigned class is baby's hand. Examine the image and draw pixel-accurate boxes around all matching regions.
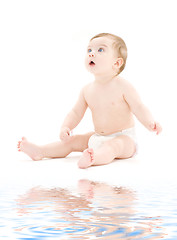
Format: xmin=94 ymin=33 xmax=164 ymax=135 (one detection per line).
xmin=60 ymin=127 xmax=72 ymax=141
xmin=150 ymin=122 xmax=162 ymax=135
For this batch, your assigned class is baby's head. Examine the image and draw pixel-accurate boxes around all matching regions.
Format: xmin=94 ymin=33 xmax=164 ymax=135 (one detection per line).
xmin=88 ymin=33 xmax=127 ymax=75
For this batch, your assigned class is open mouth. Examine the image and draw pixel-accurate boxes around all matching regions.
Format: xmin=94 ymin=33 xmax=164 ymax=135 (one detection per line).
xmin=89 ymin=61 xmax=95 ymax=66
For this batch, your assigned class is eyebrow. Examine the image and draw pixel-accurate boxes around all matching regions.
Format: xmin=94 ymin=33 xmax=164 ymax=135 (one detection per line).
xmin=100 ymin=44 xmax=108 ymax=48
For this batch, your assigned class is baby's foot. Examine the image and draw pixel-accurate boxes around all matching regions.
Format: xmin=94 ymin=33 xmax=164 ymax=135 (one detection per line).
xmin=17 ymin=137 xmax=43 ymax=161
xmin=78 ymin=148 xmax=94 ymax=169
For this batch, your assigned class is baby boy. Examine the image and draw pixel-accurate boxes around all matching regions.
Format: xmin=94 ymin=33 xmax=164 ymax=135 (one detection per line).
xmin=18 ymin=33 xmax=162 ymax=168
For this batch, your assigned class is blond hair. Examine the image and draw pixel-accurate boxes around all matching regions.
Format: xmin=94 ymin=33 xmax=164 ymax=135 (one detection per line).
xmin=90 ymin=33 xmax=127 ymax=74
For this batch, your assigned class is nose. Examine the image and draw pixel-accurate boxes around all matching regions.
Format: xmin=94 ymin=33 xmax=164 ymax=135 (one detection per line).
xmin=89 ymin=52 xmax=95 ymax=57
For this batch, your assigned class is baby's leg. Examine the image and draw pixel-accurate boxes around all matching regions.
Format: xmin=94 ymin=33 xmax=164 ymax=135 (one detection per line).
xmin=78 ymin=135 xmax=136 ymax=169
xmin=18 ymin=132 xmax=94 ymax=161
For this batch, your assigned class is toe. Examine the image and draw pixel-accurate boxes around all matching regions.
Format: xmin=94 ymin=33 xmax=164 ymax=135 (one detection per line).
xmin=87 ymin=148 xmax=94 ymax=161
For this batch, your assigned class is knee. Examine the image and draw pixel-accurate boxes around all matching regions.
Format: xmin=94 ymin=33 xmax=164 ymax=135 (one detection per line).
xmin=110 ymin=136 xmax=136 ymax=158
xmin=68 ymin=135 xmax=79 ymax=152
xmin=69 ymin=134 xmax=89 ymax=152
xmin=101 ymin=139 xmax=122 ymax=158
xmin=109 ymin=139 xmax=124 ymax=156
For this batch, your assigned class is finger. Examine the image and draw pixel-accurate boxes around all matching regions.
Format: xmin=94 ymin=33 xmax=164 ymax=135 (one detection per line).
xmin=149 ymin=122 xmax=155 ymax=131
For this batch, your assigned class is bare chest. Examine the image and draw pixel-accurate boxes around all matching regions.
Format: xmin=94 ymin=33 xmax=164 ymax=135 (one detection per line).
xmin=85 ymin=86 xmax=127 ymax=112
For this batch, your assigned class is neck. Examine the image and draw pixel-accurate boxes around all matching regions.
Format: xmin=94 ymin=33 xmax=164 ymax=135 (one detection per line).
xmin=94 ymin=72 xmax=117 ymax=84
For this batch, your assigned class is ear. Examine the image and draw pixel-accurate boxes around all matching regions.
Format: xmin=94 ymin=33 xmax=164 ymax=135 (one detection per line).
xmin=114 ymin=58 xmax=124 ymax=69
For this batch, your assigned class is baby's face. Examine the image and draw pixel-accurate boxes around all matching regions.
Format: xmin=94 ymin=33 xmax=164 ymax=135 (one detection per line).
xmin=85 ymin=37 xmax=117 ymax=76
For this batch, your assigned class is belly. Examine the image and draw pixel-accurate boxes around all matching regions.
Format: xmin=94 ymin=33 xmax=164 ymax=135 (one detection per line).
xmin=92 ymin=111 xmax=135 ymax=135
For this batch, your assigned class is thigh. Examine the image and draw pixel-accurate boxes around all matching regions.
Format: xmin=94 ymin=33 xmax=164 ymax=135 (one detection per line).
xmin=71 ymin=132 xmax=95 ymax=152
xmin=108 ymin=135 xmax=136 ymax=159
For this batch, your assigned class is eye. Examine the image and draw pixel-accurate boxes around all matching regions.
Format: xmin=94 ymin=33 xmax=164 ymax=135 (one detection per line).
xmin=88 ymin=49 xmax=92 ymax=53
xmin=98 ymin=48 xmax=104 ymax=52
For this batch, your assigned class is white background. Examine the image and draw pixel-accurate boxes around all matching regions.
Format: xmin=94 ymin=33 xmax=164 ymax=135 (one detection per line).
xmin=0 ymin=0 xmax=176 ymax=164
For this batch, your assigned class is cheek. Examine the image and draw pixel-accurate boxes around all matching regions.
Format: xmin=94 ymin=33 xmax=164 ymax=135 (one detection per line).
xmin=101 ymin=57 xmax=113 ymax=68
xmin=102 ymin=54 xmax=112 ymax=63
xmin=98 ymin=56 xmax=108 ymax=66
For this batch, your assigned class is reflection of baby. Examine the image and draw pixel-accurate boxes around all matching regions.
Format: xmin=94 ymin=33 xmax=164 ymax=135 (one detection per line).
xmin=18 ymin=33 xmax=162 ymax=168
xmin=77 ymin=179 xmax=135 ymax=208
xmin=16 ymin=180 xmax=135 ymax=227
xmin=15 ymin=180 xmax=165 ymax=239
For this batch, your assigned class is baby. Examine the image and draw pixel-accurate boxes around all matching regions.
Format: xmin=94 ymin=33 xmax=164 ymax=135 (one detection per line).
xmin=18 ymin=33 xmax=162 ymax=168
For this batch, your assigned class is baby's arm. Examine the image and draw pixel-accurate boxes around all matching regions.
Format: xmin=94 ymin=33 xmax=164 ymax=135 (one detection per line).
xmin=123 ymin=82 xmax=162 ymax=134
xmin=60 ymin=87 xmax=88 ymax=141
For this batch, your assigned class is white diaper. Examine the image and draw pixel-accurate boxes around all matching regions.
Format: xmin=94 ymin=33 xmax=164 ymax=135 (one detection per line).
xmin=88 ymin=127 xmax=137 ymax=152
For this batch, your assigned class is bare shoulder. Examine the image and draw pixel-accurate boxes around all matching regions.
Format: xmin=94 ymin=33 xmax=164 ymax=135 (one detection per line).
xmin=117 ymin=76 xmax=142 ymax=109
xmin=83 ymin=82 xmax=92 ymax=90
xmin=116 ymin=76 xmax=134 ymax=88
xmin=77 ymin=83 xmax=93 ymax=105
xmin=116 ymin=76 xmax=137 ymax=94
xmin=82 ymin=82 xmax=93 ymax=95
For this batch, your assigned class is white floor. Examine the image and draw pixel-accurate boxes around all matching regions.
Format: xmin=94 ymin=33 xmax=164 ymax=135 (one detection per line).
xmin=0 ymin=127 xmax=175 ymax=191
